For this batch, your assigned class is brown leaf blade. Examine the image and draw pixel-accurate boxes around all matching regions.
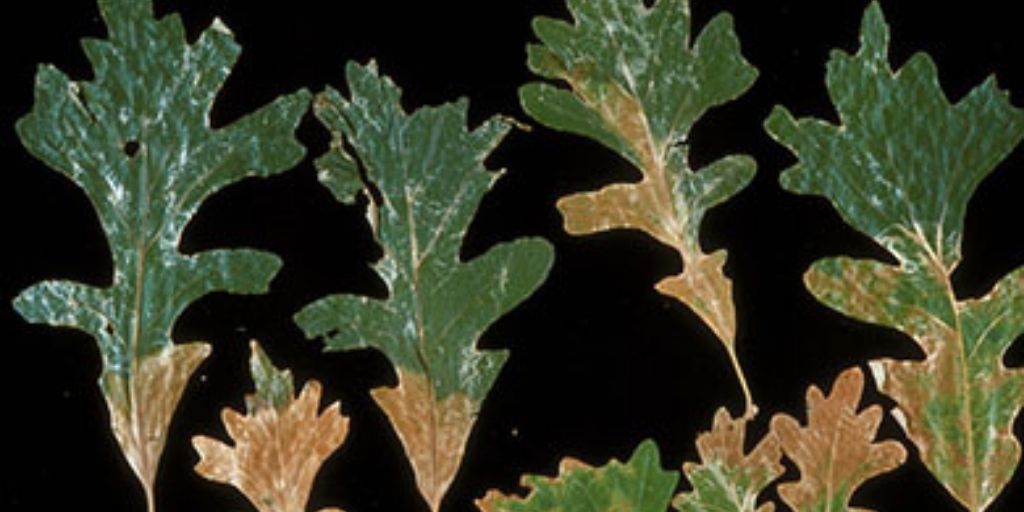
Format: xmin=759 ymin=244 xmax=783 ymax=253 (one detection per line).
xmin=192 ymin=342 xmax=348 ymax=512
xmin=674 ymin=408 xmax=783 ymax=512
xmin=770 ymin=367 xmax=906 ymax=512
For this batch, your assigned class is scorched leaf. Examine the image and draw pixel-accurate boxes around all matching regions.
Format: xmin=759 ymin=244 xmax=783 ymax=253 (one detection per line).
xmin=294 ymin=62 xmax=554 ymax=511
xmin=765 ymin=3 xmax=1024 ymax=509
xmin=522 ymin=0 xmax=759 ymax=415
xmin=673 ymin=408 xmax=783 ymax=512
xmin=192 ymin=342 xmax=348 ymax=512
xmin=12 ymin=0 xmax=309 ymax=508
xmin=770 ymin=367 xmax=906 ymax=512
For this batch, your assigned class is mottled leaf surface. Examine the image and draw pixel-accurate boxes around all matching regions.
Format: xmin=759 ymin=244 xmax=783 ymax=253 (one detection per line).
xmin=522 ymin=0 xmax=759 ymax=414
xmin=295 ymin=62 xmax=554 ymax=511
xmin=770 ymin=367 xmax=906 ymax=512
xmin=765 ymin=3 xmax=1024 ymax=510
xmin=477 ymin=440 xmax=678 ymax=512
xmin=673 ymin=408 xmax=783 ymax=512
xmin=12 ymin=0 xmax=309 ymax=506
xmin=193 ymin=342 xmax=348 ymax=512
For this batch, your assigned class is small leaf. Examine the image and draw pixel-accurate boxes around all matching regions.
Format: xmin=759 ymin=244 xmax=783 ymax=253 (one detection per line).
xmin=295 ymin=61 xmax=554 ymax=511
xmin=12 ymin=0 xmax=309 ymax=506
xmin=477 ymin=440 xmax=678 ymax=512
xmin=192 ymin=341 xmax=348 ymax=512
xmin=765 ymin=3 xmax=1024 ymax=509
xmin=673 ymin=408 xmax=783 ymax=512
xmin=770 ymin=367 xmax=906 ymax=512
xmin=522 ymin=0 xmax=759 ymax=415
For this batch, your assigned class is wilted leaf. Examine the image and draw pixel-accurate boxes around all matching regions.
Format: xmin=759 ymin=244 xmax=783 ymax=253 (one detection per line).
xmin=764 ymin=3 xmax=1024 ymax=510
xmin=477 ymin=440 xmax=678 ymax=512
xmin=192 ymin=341 xmax=348 ymax=512
xmin=673 ymin=408 xmax=783 ymax=512
xmin=770 ymin=367 xmax=906 ymax=512
xmin=522 ymin=0 xmax=759 ymax=414
xmin=294 ymin=62 xmax=554 ymax=511
xmin=12 ymin=0 xmax=309 ymax=507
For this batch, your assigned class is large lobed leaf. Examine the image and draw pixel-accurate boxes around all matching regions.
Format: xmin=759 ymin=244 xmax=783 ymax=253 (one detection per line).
xmin=770 ymin=367 xmax=906 ymax=512
xmin=295 ymin=62 xmax=554 ymax=511
xmin=765 ymin=4 xmax=1024 ymax=509
xmin=476 ymin=440 xmax=678 ymax=512
xmin=192 ymin=342 xmax=348 ymax=512
xmin=13 ymin=0 xmax=309 ymax=507
xmin=674 ymin=408 xmax=783 ymax=512
xmin=522 ymin=0 xmax=759 ymax=415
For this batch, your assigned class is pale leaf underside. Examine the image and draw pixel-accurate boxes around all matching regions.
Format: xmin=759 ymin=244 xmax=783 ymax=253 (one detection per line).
xmin=295 ymin=62 xmax=554 ymax=511
xmin=192 ymin=342 xmax=348 ymax=512
xmin=521 ymin=0 xmax=759 ymax=415
xmin=476 ymin=440 xmax=678 ymax=512
xmin=13 ymin=0 xmax=309 ymax=506
xmin=770 ymin=367 xmax=907 ymax=512
xmin=765 ymin=3 xmax=1024 ymax=510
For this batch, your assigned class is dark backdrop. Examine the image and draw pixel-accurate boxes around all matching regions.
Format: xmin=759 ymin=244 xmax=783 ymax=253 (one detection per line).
xmin=2 ymin=1 xmax=1022 ymax=511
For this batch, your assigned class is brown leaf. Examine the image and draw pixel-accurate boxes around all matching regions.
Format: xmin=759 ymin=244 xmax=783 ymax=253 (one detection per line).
xmin=102 ymin=342 xmax=210 ymax=507
xmin=373 ymin=369 xmax=476 ymax=512
xmin=770 ymin=367 xmax=906 ymax=512
xmin=192 ymin=342 xmax=348 ymax=512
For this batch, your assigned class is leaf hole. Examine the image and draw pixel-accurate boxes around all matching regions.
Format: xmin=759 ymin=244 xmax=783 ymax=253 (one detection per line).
xmin=103 ymin=323 xmax=115 ymax=336
xmin=122 ymin=139 xmax=140 ymax=158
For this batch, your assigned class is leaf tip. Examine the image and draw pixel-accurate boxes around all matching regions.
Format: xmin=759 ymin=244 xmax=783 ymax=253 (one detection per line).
xmin=858 ymin=1 xmax=891 ymax=64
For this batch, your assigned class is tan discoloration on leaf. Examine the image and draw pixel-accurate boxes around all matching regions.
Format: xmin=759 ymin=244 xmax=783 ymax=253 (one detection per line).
xmin=770 ymin=367 xmax=906 ymax=512
xmin=657 ymin=249 xmax=736 ymax=344
xmin=372 ymin=369 xmax=475 ymax=512
xmin=192 ymin=343 xmax=348 ymax=512
xmin=537 ymin=5 xmax=757 ymax=416
xmin=674 ymin=408 xmax=782 ymax=512
xmin=103 ymin=342 xmax=210 ymax=509
xmin=807 ymin=255 xmax=1024 ymax=510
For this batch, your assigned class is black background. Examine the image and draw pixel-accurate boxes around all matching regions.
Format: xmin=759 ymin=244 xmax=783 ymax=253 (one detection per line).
xmin=2 ymin=1 xmax=1023 ymax=510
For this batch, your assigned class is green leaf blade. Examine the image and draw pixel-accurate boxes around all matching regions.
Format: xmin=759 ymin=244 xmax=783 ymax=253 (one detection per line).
xmin=769 ymin=1 xmax=1024 ymax=268
xmin=13 ymin=0 xmax=309 ymax=505
xmin=478 ymin=440 xmax=679 ymax=512
xmin=298 ymin=61 xmax=553 ymax=510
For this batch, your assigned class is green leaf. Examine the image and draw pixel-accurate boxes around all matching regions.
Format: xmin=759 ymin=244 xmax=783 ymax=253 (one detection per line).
xmin=673 ymin=408 xmax=783 ymax=512
xmin=12 ymin=0 xmax=309 ymax=507
xmin=477 ymin=440 xmax=679 ymax=512
xmin=522 ymin=0 xmax=759 ymax=415
xmin=295 ymin=61 xmax=554 ymax=511
xmin=765 ymin=3 xmax=1024 ymax=510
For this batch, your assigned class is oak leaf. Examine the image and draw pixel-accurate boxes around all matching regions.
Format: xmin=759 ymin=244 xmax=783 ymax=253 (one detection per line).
xmin=192 ymin=341 xmax=348 ymax=512
xmin=770 ymin=367 xmax=906 ymax=512
xmin=12 ymin=0 xmax=309 ymax=507
xmin=476 ymin=440 xmax=678 ymax=512
xmin=521 ymin=0 xmax=759 ymax=415
xmin=674 ymin=408 xmax=783 ymax=512
xmin=294 ymin=62 xmax=554 ymax=511
xmin=765 ymin=3 xmax=1024 ymax=509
